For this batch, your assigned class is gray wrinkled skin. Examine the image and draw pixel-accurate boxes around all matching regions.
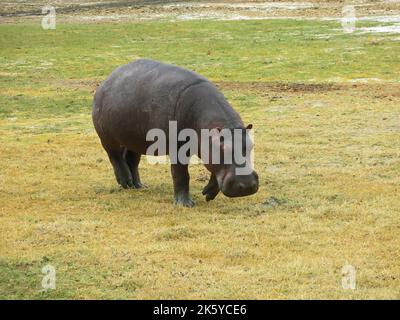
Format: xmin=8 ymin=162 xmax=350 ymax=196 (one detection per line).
xmin=93 ymin=59 xmax=259 ymax=207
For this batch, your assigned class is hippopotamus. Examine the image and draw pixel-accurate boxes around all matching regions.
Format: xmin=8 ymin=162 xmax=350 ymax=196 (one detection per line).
xmin=92 ymin=59 xmax=259 ymax=207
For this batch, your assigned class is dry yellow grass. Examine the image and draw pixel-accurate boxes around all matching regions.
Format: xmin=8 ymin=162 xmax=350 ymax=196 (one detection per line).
xmin=1 ymin=84 xmax=399 ymax=299
xmin=0 ymin=16 xmax=399 ymax=299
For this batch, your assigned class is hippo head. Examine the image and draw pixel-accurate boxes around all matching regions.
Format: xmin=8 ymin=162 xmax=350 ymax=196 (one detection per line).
xmin=203 ymin=124 xmax=259 ymax=198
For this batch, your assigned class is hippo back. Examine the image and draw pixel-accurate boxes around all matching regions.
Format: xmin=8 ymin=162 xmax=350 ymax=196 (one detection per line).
xmin=93 ymin=59 xmax=208 ymax=152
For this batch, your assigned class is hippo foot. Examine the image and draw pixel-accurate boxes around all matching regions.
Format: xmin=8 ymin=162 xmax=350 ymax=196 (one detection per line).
xmin=174 ymin=196 xmax=195 ymax=208
xmin=117 ymin=176 xmax=145 ymax=189
xmin=133 ymin=181 xmax=147 ymax=189
xmin=202 ymin=184 xmax=220 ymax=202
xmin=118 ymin=179 xmax=134 ymax=189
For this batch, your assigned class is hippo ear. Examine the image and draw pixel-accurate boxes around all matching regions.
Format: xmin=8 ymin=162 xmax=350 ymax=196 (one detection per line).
xmin=246 ymin=124 xmax=253 ymax=130
xmin=210 ymin=127 xmax=222 ymax=136
xmin=210 ymin=127 xmax=221 ymax=138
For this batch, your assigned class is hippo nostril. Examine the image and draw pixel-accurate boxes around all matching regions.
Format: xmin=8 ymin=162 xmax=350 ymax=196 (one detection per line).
xmin=238 ymin=183 xmax=245 ymax=191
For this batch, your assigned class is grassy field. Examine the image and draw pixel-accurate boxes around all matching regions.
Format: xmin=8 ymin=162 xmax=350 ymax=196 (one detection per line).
xmin=0 ymin=16 xmax=400 ymax=299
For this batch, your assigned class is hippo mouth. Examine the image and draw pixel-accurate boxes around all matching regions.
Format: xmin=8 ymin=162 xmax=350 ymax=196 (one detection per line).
xmin=221 ymin=183 xmax=259 ymax=198
xmin=217 ymin=171 xmax=259 ymax=198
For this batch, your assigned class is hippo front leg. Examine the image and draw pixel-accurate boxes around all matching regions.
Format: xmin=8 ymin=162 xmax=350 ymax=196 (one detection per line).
xmin=171 ymin=163 xmax=195 ymax=207
xmin=202 ymin=173 xmax=220 ymax=201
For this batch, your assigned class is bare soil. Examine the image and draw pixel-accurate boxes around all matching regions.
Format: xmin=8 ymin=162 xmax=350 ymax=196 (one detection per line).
xmin=1 ymin=1 xmax=399 ymax=23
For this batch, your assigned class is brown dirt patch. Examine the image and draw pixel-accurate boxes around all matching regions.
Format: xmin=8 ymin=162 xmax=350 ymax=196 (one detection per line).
xmin=215 ymin=81 xmax=400 ymax=98
xmin=215 ymin=81 xmax=342 ymax=93
xmin=57 ymin=78 xmax=400 ymax=102
xmin=53 ymin=78 xmax=101 ymax=92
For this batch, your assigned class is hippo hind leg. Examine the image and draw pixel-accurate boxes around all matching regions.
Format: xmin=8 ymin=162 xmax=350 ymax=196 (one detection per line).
xmin=123 ymin=149 xmax=145 ymax=189
xmin=101 ymin=140 xmax=134 ymax=189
